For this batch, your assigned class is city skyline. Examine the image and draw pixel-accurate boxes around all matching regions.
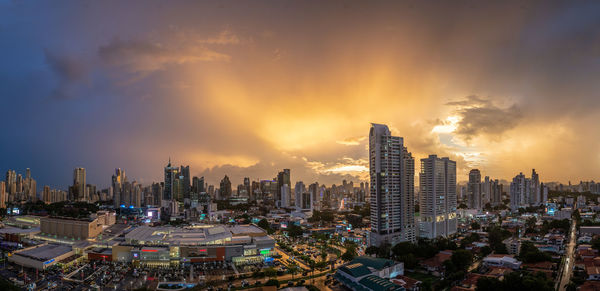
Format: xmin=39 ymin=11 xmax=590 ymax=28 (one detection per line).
xmin=2 ymin=1 xmax=600 ymax=189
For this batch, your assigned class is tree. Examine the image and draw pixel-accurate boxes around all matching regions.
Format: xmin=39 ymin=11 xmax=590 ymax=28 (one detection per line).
xmin=399 ymin=253 xmax=418 ymax=269
xmin=471 ymin=221 xmax=481 ymax=230
xmin=592 ymin=237 xmax=600 ymax=251
xmin=526 ymin=216 xmax=537 ymax=229
xmin=450 ymin=249 xmax=473 ymax=271
xmin=392 ymin=241 xmax=415 ymax=258
xmin=342 ymin=245 xmax=357 ymax=261
xmin=258 ymin=219 xmax=270 ymax=231
xmin=476 ymin=276 xmax=503 ymax=291
xmin=287 ymin=224 xmax=304 ymax=238
xmin=288 ymin=263 xmax=300 ymax=280
xmin=264 ymin=267 xmax=277 ymax=278
xmin=488 ymin=226 xmax=510 ymax=254
xmin=480 ymin=246 xmax=492 ymax=257
xmin=365 ymin=246 xmax=379 ymax=256
xmin=476 ymin=271 xmax=553 ymax=291
xmin=377 ymin=242 xmax=391 ymax=258
xmin=518 ymin=241 xmax=551 ymax=263
xmin=265 ymin=279 xmax=280 ymax=288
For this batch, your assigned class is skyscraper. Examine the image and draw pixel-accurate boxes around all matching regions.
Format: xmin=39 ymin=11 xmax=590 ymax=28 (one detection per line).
xmin=219 ymin=175 xmax=232 ymax=200
xmin=467 ymin=169 xmax=482 ymax=210
xmin=192 ymin=176 xmax=205 ymax=193
xmin=531 ymin=169 xmax=541 ymax=206
xmin=294 ymin=181 xmax=305 ymax=210
xmin=243 ymin=177 xmax=251 ymax=198
xmin=163 ymin=159 xmax=179 ymax=202
xmin=419 ymin=155 xmax=457 ymax=239
xmin=490 ymin=179 xmax=502 ymax=206
xmin=73 ymin=168 xmax=86 ymax=201
xmin=180 ymin=165 xmax=191 ymax=199
xmin=280 ymin=184 xmax=290 ymax=208
xmin=277 ymin=169 xmax=290 ymax=207
xmin=510 ymin=172 xmax=529 ymax=212
xmin=112 ymin=168 xmax=126 ymax=207
xmin=6 ymin=170 xmax=16 ymax=198
xmin=0 ymin=181 xmax=5 ymax=209
xmin=510 ymin=169 xmax=541 ymax=211
xmin=368 ymin=123 xmax=416 ymax=246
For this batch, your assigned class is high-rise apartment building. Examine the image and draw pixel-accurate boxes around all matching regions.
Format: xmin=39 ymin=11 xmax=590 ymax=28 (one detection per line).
xmin=0 ymin=181 xmax=5 ymax=209
xmin=368 ymin=123 xmax=416 ymax=246
xmin=72 ymin=168 xmax=87 ymax=201
xmin=467 ymin=169 xmax=482 ymax=210
xmin=531 ymin=169 xmax=541 ymax=206
xmin=163 ymin=159 xmax=179 ymax=202
xmin=219 ymin=175 xmax=232 ymax=200
xmin=294 ymin=181 xmax=305 ymax=210
xmin=280 ymin=184 xmax=290 ymax=208
xmin=243 ymin=177 xmax=251 ymax=198
xmin=180 ymin=165 xmax=191 ymax=199
xmin=510 ymin=169 xmax=542 ymax=211
xmin=112 ymin=168 xmax=126 ymax=207
xmin=277 ymin=169 xmax=291 ymax=207
xmin=510 ymin=172 xmax=529 ymax=212
xmin=490 ymin=179 xmax=502 ymax=206
xmin=419 ymin=155 xmax=457 ymax=239
xmin=192 ymin=176 xmax=205 ymax=194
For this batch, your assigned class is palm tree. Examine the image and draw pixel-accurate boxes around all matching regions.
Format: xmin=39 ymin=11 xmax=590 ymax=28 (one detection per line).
xmin=309 ymin=260 xmax=316 ymax=285
xmin=288 ymin=262 xmax=299 ymax=281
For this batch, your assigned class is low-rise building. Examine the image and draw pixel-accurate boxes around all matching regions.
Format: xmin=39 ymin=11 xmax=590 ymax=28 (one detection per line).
xmin=587 ymin=266 xmax=600 ymax=280
xmin=40 ymin=216 xmax=102 ymax=240
xmin=334 ymin=257 xmax=405 ymax=291
xmin=482 ymin=254 xmax=522 ymax=270
xmin=8 ymin=243 xmax=74 ymax=270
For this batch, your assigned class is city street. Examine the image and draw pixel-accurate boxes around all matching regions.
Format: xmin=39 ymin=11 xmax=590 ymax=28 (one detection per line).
xmin=557 ymin=219 xmax=577 ymax=291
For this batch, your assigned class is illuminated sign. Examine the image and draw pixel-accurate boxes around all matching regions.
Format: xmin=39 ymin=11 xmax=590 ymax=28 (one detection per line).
xmin=133 ymin=253 xmax=139 ymax=258
xmin=142 ymin=249 xmax=158 ymax=252
xmin=44 ymin=259 xmax=55 ymax=265
xmin=260 ymin=249 xmax=270 ymax=255
xmin=198 ymin=249 xmax=207 ymax=252
xmin=147 ymin=211 xmax=153 ymax=217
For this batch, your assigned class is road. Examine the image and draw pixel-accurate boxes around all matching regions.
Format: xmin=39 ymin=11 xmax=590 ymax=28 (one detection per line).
xmin=557 ymin=219 xmax=576 ymax=291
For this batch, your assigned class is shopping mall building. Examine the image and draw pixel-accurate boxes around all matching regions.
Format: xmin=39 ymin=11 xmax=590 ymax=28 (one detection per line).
xmin=88 ymin=224 xmax=276 ymax=267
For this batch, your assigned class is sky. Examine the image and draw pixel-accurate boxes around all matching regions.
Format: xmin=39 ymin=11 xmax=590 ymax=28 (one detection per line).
xmin=1 ymin=1 xmax=600 ymax=190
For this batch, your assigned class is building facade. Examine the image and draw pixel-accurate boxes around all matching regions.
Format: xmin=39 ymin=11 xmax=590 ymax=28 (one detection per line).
xmin=467 ymin=169 xmax=482 ymax=210
xmin=369 ymin=123 xmax=416 ymax=246
xmin=419 ymin=155 xmax=457 ymax=239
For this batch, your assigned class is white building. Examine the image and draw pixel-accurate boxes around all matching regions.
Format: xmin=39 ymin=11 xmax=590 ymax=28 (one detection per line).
xmin=294 ymin=181 xmax=305 ymax=210
xmin=482 ymin=254 xmax=522 ymax=270
xmin=419 ymin=155 xmax=457 ymax=239
xmin=510 ymin=169 xmax=542 ymax=211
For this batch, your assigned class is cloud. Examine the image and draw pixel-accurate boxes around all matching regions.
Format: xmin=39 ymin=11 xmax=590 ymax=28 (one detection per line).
xmin=98 ymin=38 xmax=231 ymax=74
xmin=447 ymin=95 xmax=523 ymax=140
xmin=336 ymin=136 xmax=366 ymax=146
xmin=44 ymin=49 xmax=88 ymax=99
xmin=197 ymin=30 xmax=241 ymax=45
xmin=305 ymin=156 xmax=369 ymax=180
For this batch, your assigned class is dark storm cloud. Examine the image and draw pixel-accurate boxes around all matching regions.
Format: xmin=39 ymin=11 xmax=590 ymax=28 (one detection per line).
xmin=44 ymin=49 xmax=88 ymax=99
xmin=98 ymin=38 xmax=231 ymax=74
xmin=448 ymin=96 xmax=523 ymax=140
